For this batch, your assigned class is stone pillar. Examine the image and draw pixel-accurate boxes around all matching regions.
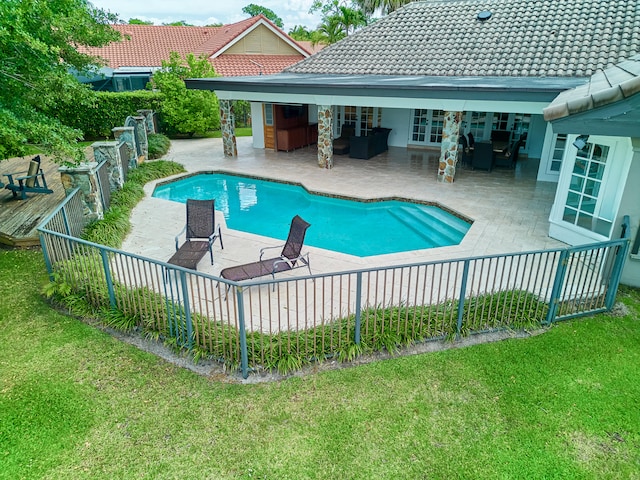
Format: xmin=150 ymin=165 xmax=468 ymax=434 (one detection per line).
xmin=137 ymin=109 xmax=157 ymax=134
xmin=219 ymin=99 xmax=238 ymax=157
xmin=59 ymin=163 xmax=104 ymax=221
xmin=131 ymin=116 xmax=149 ymax=162
xmin=112 ymin=126 xmax=137 ymax=170
xmin=92 ymin=141 xmax=124 ymax=191
xmin=317 ymin=105 xmax=333 ymax=169
xmin=437 ymin=111 xmax=463 ymax=183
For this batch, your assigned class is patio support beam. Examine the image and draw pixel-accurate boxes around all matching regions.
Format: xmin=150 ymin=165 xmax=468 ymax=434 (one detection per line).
xmin=219 ymin=99 xmax=238 ymax=157
xmin=437 ymin=111 xmax=463 ymax=183
xmin=317 ymin=104 xmax=333 ymax=169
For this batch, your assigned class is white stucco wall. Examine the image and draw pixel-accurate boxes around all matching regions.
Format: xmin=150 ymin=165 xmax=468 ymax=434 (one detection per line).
xmin=525 ymin=115 xmax=547 ymax=159
xmin=381 ymin=108 xmax=409 ymax=147
xmin=618 ymin=139 xmax=640 ymax=287
xmin=250 ymin=102 xmax=264 ymax=149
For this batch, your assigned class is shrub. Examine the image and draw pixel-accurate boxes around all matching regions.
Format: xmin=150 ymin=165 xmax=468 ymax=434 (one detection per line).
xmin=82 ymin=160 xmax=185 ymax=247
xmin=54 ymin=90 xmax=163 ymax=140
xmin=151 ymin=52 xmax=220 ymax=136
xmin=147 ymin=133 xmax=171 ymax=159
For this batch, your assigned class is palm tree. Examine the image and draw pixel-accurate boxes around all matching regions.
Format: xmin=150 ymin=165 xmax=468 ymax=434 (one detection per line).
xmin=355 ymin=0 xmax=414 ymax=15
xmin=315 ymin=15 xmax=346 ymax=45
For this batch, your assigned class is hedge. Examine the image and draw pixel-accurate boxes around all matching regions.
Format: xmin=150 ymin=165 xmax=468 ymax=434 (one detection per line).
xmin=55 ymin=90 xmax=163 ymax=140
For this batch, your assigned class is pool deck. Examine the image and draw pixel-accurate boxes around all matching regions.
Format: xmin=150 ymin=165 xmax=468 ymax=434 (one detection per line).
xmin=123 ymin=137 xmax=566 ymax=278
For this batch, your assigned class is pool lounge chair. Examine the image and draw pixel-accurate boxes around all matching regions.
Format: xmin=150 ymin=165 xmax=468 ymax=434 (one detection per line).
xmin=220 ymin=215 xmax=311 ymax=287
xmin=3 ymin=155 xmax=54 ymax=200
xmin=169 ymin=199 xmax=223 ymax=270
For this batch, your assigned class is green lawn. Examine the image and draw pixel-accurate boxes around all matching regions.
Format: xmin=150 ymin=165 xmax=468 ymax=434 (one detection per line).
xmin=1 ymin=248 xmax=639 ymax=479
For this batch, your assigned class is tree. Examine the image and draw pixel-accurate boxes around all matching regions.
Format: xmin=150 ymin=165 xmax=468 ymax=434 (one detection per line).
xmin=242 ymin=4 xmax=284 ymax=28
xmin=354 ymin=0 xmax=414 ymax=15
xmin=309 ymin=1 xmax=368 ymax=44
xmin=0 ymin=0 xmax=120 ymax=161
xmin=162 ymin=20 xmax=193 ymax=26
xmin=128 ymin=18 xmax=153 ymax=25
xmin=151 ymin=52 xmax=220 ymax=137
xmin=288 ymin=25 xmax=312 ymax=41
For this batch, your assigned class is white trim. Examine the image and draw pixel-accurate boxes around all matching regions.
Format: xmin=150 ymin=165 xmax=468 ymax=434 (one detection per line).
xmin=210 ymin=18 xmax=310 ymax=59
xmin=213 ymin=90 xmax=548 ymax=114
xmin=548 ymin=135 xmax=632 ymax=244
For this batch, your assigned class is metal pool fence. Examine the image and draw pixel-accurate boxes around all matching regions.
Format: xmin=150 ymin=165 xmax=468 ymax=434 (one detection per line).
xmin=38 ymin=189 xmax=631 ymax=378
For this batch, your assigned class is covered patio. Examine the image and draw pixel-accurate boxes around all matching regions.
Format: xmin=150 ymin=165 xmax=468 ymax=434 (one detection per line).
xmin=123 ymin=136 xmax=566 ymax=277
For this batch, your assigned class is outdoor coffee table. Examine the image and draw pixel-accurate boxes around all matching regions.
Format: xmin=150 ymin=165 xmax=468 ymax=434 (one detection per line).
xmin=167 ymin=241 xmax=209 ymax=270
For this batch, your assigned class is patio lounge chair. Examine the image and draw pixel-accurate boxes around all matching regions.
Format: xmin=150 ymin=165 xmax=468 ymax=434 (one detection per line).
xmin=3 ymin=155 xmax=54 ymax=200
xmin=220 ymin=215 xmax=311 ymax=286
xmin=168 ymin=199 xmax=223 ymax=270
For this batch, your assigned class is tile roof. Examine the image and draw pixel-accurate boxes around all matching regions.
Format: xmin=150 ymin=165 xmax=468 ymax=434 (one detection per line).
xmin=543 ymin=54 xmax=640 ymax=120
xmin=285 ymin=0 xmax=640 ymax=78
xmin=211 ymin=55 xmax=306 ymax=76
xmin=83 ymin=15 xmax=308 ymax=75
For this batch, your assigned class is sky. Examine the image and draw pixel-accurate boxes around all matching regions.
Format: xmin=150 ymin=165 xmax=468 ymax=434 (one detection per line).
xmin=90 ymin=0 xmax=324 ymax=32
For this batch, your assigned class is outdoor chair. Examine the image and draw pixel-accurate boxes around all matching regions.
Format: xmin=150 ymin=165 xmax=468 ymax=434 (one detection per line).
xmin=494 ymin=134 xmax=526 ymax=169
xmin=471 ymin=141 xmax=494 ymax=172
xmin=3 ymin=155 xmax=54 ymax=200
xmin=220 ymin=215 xmax=311 ymax=289
xmin=333 ymin=123 xmax=355 ymax=155
xmin=168 ymin=199 xmax=223 ymax=271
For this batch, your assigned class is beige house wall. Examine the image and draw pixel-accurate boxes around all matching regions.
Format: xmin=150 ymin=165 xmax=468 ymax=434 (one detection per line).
xmin=225 ymin=25 xmax=299 ymax=55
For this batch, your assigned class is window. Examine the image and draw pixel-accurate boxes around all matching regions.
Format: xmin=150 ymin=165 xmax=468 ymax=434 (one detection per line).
xmin=492 ymin=112 xmax=510 ymax=131
xmin=562 ymin=141 xmax=611 ymax=236
xmin=264 ymin=104 xmax=273 ymax=126
xmin=549 ymin=134 xmax=567 ymax=173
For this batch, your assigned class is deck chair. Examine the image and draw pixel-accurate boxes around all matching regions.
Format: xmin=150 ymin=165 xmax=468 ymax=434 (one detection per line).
xmin=171 ymin=199 xmax=224 ymax=269
xmin=220 ymin=215 xmax=311 ymax=287
xmin=4 ymin=155 xmax=54 ymax=200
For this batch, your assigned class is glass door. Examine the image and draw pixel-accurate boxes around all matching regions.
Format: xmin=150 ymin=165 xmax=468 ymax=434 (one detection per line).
xmin=410 ymin=109 xmax=444 ymax=146
xmin=562 ymin=140 xmax=611 ymax=236
xmin=429 ymin=110 xmax=445 ymax=144
xmin=335 ymin=106 xmax=381 ymax=136
xmin=547 ymin=133 xmax=567 ymax=175
xmin=411 ymin=109 xmax=429 ymax=143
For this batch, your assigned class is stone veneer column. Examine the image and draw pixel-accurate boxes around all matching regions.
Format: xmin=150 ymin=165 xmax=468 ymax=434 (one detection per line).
xmin=437 ymin=111 xmax=463 ymax=183
xmin=59 ymin=163 xmax=104 ymax=221
xmin=131 ymin=116 xmax=149 ymax=161
xmin=112 ymin=126 xmax=137 ymax=170
xmin=92 ymin=141 xmax=124 ymax=191
xmin=219 ymin=100 xmax=238 ymax=157
xmin=317 ymin=105 xmax=333 ymax=169
xmin=137 ymin=109 xmax=156 ymax=134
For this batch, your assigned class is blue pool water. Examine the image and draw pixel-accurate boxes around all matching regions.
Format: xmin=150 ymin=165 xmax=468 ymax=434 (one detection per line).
xmin=153 ymin=173 xmax=471 ymax=257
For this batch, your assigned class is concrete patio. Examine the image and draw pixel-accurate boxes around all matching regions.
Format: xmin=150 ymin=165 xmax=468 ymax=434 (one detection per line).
xmin=123 ymin=136 xmax=566 ymax=278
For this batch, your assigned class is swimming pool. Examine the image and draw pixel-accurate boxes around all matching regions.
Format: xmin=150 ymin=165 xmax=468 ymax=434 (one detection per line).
xmin=153 ymin=173 xmax=471 ymax=257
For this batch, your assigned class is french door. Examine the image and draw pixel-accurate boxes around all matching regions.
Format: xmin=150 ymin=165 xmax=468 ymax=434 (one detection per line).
xmin=409 ymin=109 xmax=444 ymax=146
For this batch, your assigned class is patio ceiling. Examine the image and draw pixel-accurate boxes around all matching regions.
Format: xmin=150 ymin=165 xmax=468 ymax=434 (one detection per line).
xmin=185 ymin=73 xmax=586 ymax=114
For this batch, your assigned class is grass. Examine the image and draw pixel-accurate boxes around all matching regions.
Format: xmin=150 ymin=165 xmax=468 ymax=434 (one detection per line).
xmin=2 ymin=248 xmax=640 ymax=479
xmin=204 ymin=127 xmax=252 ymax=138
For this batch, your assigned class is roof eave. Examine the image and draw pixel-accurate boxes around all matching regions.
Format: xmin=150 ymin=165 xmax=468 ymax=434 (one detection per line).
xmin=185 ymin=74 xmax=586 ymax=102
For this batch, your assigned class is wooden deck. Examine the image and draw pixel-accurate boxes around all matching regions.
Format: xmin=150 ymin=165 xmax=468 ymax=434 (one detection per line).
xmin=0 ymin=155 xmax=67 ymax=247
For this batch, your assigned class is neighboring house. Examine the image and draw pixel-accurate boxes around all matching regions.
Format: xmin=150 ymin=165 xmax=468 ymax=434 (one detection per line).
xmin=185 ymin=0 xmax=640 ymax=286
xmin=81 ymin=15 xmax=311 ymax=91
